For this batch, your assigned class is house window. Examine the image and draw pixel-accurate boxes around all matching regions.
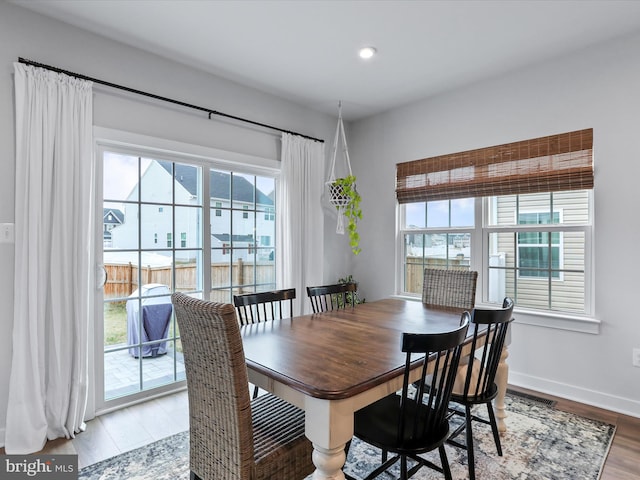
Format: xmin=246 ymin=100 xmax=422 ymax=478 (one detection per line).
xmin=400 ymin=192 xmax=591 ymax=315
xmin=167 ymin=232 xmax=172 ymax=248
xmin=181 ymin=232 xmax=187 ymax=248
xmin=396 ymin=129 xmax=593 ymax=317
xmin=158 ymin=207 xmax=163 ymax=213
xmin=264 ymin=207 xmax=275 ymax=221
xmin=215 ymin=201 xmax=222 ymax=217
xmin=154 ymin=233 xmax=157 ymax=244
xmin=517 ymin=212 xmax=561 ymax=279
xmin=243 ymin=205 xmax=249 ymax=219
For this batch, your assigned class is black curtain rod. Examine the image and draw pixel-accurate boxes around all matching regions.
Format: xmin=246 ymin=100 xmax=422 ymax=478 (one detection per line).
xmin=18 ymin=57 xmax=324 ymax=143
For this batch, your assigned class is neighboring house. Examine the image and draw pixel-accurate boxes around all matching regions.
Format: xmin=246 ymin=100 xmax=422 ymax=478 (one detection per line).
xmin=103 ymin=208 xmax=124 ymax=247
xmin=110 ymin=159 xmax=275 ymax=263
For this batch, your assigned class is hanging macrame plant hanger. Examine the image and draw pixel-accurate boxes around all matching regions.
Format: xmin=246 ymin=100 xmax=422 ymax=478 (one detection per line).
xmin=327 ymin=101 xmax=354 ymax=234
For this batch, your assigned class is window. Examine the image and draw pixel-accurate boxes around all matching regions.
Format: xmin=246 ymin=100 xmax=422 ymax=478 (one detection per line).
xmin=166 ymin=232 xmax=172 ymax=248
xmin=517 ymin=211 xmax=561 ymax=279
xmin=214 ymin=201 xmax=222 ymax=217
xmin=154 ymin=233 xmax=158 ymax=244
xmin=264 ymin=206 xmax=275 ymax=221
xmin=180 ymin=232 xmax=187 ymax=248
xmin=402 ymin=199 xmax=474 ymax=295
xmin=396 ymin=129 xmax=593 ymax=317
xmin=210 ymin=171 xmax=276 ymax=300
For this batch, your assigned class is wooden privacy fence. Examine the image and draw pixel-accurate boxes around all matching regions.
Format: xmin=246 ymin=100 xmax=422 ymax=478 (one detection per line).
xmin=105 ymin=257 xmax=469 ymax=299
xmin=104 ymin=259 xmax=273 ymax=299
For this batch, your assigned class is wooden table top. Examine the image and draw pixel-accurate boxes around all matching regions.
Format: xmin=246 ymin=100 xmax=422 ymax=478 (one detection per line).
xmin=241 ymin=298 xmax=470 ymax=400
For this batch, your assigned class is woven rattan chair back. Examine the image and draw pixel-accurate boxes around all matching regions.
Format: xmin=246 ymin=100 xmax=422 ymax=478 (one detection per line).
xmin=233 ymin=288 xmax=296 ymax=325
xmin=350 ymin=313 xmax=470 ymax=480
xmin=171 ymin=293 xmax=314 ymax=480
xmin=448 ymin=297 xmax=515 ymax=480
xmin=306 ymin=283 xmax=358 ymax=313
xmin=422 ymin=269 xmax=478 ymax=310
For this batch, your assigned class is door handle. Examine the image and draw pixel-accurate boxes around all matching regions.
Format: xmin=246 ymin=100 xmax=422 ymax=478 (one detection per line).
xmin=97 ymin=264 xmax=108 ymax=288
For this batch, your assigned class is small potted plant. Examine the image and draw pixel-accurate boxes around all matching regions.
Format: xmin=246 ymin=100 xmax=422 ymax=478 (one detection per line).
xmin=328 ymin=175 xmax=362 ymax=255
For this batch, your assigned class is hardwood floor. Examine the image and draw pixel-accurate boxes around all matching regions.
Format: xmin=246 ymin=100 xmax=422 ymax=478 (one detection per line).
xmin=2 ymin=386 xmax=639 ymax=478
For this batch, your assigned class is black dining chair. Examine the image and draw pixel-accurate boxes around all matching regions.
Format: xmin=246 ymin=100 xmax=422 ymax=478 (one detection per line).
xmin=306 ymin=282 xmax=358 ymax=313
xmin=446 ymin=297 xmax=514 ymax=480
xmin=422 ymin=268 xmax=478 ymax=311
xmin=233 ymin=288 xmax=296 ymax=398
xmin=345 ymin=313 xmax=470 ymax=480
xmin=233 ymin=288 xmax=296 ymax=325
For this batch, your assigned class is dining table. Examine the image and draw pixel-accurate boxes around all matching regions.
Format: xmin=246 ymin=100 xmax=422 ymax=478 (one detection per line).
xmin=240 ymin=297 xmax=510 ymax=480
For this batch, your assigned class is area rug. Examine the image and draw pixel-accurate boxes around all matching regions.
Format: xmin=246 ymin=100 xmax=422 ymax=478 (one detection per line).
xmin=78 ymin=393 xmax=615 ymax=480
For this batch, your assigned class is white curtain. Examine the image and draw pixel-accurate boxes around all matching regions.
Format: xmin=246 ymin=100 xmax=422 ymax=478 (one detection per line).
xmin=5 ymin=63 xmax=94 ymax=453
xmin=277 ymin=133 xmax=325 ymax=315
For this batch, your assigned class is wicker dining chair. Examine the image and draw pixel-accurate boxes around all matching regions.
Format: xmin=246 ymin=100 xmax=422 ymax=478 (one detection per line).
xmin=171 ymin=293 xmax=314 ymax=480
xmin=233 ymin=288 xmax=296 ymax=398
xmin=233 ymin=288 xmax=296 ymax=325
xmin=422 ymin=268 xmax=478 ymax=310
xmin=345 ymin=314 xmax=470 ymax=480
xmin=447 ymin=297 xmax=515 ymax=480
xmin=306 ymin=282 xmax=358 ymax=313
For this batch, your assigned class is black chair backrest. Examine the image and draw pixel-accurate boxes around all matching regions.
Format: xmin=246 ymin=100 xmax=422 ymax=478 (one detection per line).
xmin=422 ymin=269 xmax=478 ymax=310
xmin=461 ymin=297 xmax=514 ymax=400
xmin=399 ymin=313 xmax=470 ymax=443
xmin=306 ymin=283 xmax=358 ymax=313
xmin=233 ymin=288 xmax=296 ymax=325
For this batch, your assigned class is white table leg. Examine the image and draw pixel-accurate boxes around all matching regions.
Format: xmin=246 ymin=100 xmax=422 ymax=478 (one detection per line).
xmin=494 ymin=343 xmax=509 ymax=434
xmin=305 ymin=397 xmax=353 ymax=480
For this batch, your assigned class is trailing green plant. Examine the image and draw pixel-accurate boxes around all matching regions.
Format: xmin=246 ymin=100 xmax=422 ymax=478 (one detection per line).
xmin=332 ymin=175 xmax=362 ymax=255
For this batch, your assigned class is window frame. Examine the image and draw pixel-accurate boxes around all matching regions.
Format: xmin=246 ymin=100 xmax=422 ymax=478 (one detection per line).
xmin=396 ymin=193 xmax=596 ymax=332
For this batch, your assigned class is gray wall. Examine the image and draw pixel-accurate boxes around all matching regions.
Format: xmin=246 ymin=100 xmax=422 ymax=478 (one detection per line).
xmin=0 ymin=1 xmax=351 ymax=440
xmin=349 ymin=30 xmax=640 ymax=415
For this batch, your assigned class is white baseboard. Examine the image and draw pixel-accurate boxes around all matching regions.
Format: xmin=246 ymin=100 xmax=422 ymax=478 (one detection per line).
xmin=509 ymin=371 xmax=640 ymax=418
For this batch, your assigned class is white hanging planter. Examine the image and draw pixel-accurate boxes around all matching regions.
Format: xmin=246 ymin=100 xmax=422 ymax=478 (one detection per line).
xmin=326 ymin=102 xmax=362 ymax=254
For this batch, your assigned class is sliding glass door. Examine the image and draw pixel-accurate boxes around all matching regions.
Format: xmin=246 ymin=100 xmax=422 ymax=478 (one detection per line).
xmin=96 ymin=143 xmax=277 ymax=411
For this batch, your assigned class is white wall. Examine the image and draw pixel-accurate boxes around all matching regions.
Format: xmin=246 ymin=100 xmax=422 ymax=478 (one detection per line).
xmin=349 ymin=30 xmax=640 ymax=416
xmin=0 ymin=1 xmax=351 ymax=440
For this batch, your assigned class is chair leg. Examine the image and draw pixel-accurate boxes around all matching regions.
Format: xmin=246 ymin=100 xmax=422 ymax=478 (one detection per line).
xmin=486 ymin=401 xmax=503 ymax=456
xmin=465 ymin=404 xmax=476 ymax=480
xmin=252 ymin=385 xmax=259 ymax=399
xmin=439 ymin=445 xmax=453 ymax=480
xmin=400 ymin=455 xmax=408 ymax=480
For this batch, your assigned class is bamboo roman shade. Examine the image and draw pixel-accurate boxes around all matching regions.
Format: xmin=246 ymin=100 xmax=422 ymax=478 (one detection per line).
xmin=396 ymin=128 xmax=593 ymax=203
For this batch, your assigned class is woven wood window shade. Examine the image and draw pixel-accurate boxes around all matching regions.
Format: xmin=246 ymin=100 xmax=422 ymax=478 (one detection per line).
xmin=396 ymin=128 xmax=593 ymax=203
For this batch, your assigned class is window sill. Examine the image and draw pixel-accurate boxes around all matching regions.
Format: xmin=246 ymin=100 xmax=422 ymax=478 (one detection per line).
xmin=390 ymin=295 xmax=600 ymax=334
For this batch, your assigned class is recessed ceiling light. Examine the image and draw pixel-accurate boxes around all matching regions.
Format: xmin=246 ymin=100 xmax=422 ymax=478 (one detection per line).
xmin=358 ymin=46 xmax=377 ymax=60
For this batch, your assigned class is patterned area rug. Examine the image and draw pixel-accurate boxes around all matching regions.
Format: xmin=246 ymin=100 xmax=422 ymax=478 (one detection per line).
xmin=79 ymin=394 xmax=615 ymax=480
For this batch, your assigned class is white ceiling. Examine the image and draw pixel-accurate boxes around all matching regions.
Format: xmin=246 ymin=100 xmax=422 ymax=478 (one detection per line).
xmin=11 ymin=0 xmax=640 ymax=120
